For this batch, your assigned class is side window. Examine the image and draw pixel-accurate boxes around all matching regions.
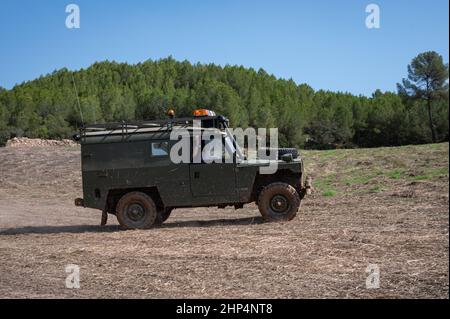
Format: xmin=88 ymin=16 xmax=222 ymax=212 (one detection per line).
xmin=151 ymin=141 xmax=169 ymax=157
xmin=202 ymin=138 xmax=223 ymax=162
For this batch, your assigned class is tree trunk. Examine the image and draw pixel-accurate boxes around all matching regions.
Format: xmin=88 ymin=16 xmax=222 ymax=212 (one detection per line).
xmin=427 ymin=98 xmax=437 ymax=143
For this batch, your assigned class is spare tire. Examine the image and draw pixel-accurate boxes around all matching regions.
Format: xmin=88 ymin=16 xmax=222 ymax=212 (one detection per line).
xmin=260 ymin=148 xmax=299 ymax=159
xmin=277 ymin=148 xmax=299 ymax=159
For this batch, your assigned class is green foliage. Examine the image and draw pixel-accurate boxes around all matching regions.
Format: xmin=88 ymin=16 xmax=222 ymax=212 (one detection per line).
xmin=0 ymin=56 xmax=448 ymax=148
xmin=322 ymin=190 xmax=337 ymax=197
xmin=368 ymin=185 xmax=385 ymax=193
xmin=397 ymin=51 xmax=449 ymax=143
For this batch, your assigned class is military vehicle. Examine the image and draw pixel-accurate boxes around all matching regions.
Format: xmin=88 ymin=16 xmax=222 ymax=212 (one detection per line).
xmin=73 ymin=109 xmax=310 ymax=229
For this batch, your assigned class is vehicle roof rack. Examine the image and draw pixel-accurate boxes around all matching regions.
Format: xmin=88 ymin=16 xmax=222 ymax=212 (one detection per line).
xmin=81 ymin=116 xmax=220 ymax=133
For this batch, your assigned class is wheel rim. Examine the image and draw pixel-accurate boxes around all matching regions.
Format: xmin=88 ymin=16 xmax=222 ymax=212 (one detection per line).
xmin=270 ymin=195 xmax=289 ymax=213
xmin=126 ymin=203 xmax=145 ymax=222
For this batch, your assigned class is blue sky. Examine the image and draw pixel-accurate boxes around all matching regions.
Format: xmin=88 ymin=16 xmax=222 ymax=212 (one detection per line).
xmin=0 ymin=0 xmax=448 ymax=96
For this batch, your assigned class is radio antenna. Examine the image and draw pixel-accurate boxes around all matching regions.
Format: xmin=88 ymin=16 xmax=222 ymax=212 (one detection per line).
xmin=71 ymin=73 xmax=84 ymax=126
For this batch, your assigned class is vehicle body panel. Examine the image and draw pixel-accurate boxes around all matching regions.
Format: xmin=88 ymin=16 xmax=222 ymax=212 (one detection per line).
xmin=77 ymin=118 xmax=305 ymax=213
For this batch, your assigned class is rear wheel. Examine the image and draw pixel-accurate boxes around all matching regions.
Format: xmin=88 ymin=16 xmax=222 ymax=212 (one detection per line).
xmin=257 ymin=182 xmax=300 ymax=222
xmin=116 ymin=192 xmax=157 ymax=229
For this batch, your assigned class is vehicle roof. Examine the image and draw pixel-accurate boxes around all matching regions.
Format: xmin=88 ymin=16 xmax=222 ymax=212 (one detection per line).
xmin=77 ymin=115 xmax=230 ymax=145
xmin=80 ymin=115 xmax=226 ymax=137
xmin=83 ymin=125 xmax=226 ymax=137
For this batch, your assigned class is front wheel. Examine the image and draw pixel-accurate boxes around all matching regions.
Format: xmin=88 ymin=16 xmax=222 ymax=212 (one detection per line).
xmin=257 ymin=183 xmax=300 ymax=222
xmin=116 ymin=192 xmax=157 ymax=229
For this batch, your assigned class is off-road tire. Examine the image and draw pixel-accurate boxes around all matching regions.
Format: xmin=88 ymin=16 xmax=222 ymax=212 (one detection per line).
xmin=257 ymin=182 xmax=300 ymax=222
xmin=116 ymin=192 xmax=157 ymax=229
xmin=260 ymin=148 xmax=299 ymax=159
xmin=277 ymin=148 xmax=299 ymax=159
xmin=155 ymin=208 xmax=173 ymax=225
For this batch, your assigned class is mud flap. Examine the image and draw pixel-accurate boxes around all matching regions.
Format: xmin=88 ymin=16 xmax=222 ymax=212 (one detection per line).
xmin=100 ymin=210 xmax=108 ymax=226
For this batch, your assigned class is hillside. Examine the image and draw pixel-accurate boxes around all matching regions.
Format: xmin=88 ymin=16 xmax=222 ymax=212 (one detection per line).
xmin=0 ymin=58 xmax=448 ymax=148
xmin=0 ymin=142 xmax=448 ymax=298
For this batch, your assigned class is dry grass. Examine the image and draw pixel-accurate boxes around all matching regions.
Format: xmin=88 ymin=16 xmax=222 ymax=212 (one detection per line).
xmin=0 ymin=143 xmax=448 ymax=298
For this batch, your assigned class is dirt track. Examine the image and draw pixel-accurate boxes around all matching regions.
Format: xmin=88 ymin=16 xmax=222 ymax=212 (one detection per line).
xmin=0 ymin=144 xmax=448 ymax=298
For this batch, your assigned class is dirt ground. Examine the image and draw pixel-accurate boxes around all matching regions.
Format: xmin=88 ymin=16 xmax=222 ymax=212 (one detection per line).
xmin=0 ymin=143 xmax=448 ymax=299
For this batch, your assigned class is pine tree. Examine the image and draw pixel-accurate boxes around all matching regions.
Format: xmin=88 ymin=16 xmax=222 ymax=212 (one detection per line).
xmin=397 ymin=51 xmax=449 ymax=143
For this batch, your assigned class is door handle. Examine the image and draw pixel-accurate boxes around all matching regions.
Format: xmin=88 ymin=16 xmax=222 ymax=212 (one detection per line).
xmin=194 ymin=172 xmax=200 ymax=179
